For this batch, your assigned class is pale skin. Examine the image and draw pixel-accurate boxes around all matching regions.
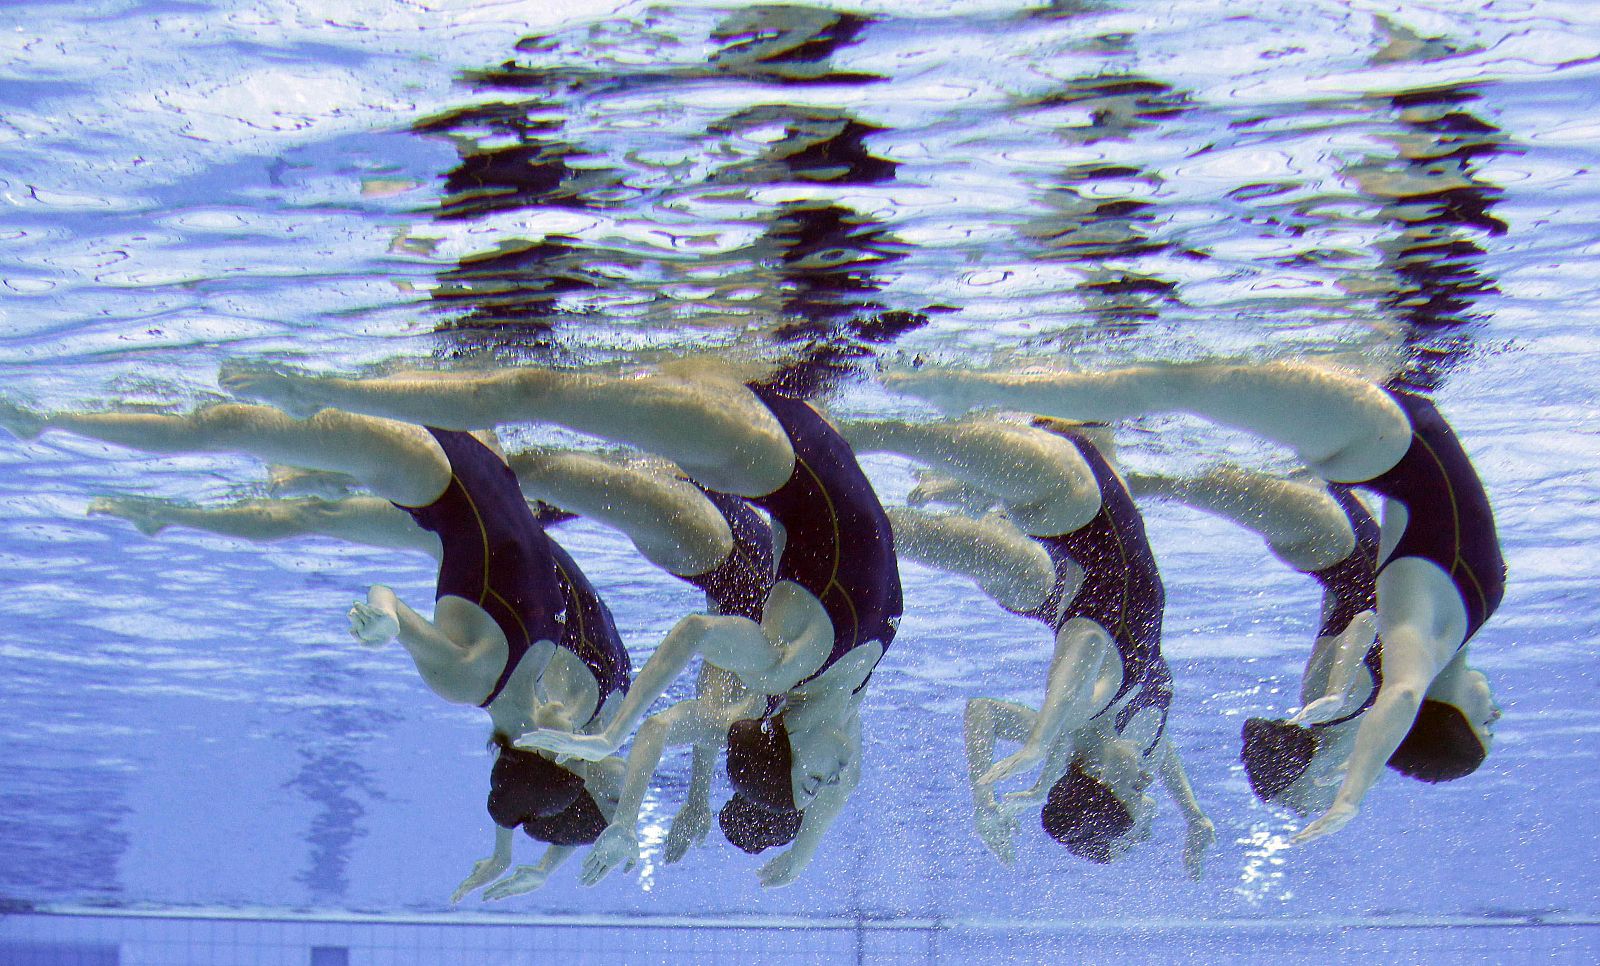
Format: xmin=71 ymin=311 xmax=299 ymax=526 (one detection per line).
xmin=887 ymin=360 xmax=1500 ymax=842
xmin=0 ymin=401 xmax=616 ymax=894
xmin=840 ymin=415 xmax=1214 ymax=875
xmin=221 ymin=360 xmax=882 ymax=867
xmin=1127 ymin=465 xmax=1384 ymax=815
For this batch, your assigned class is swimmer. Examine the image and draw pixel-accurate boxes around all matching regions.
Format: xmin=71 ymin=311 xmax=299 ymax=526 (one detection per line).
xmin=93 ymin=444 xmax=786 ymax=892
xmin=887 ymin=360 xmax=1506 ymax=843
xmin=222 ymin=361 xmax=903 ymax=886
xmin=1126 ymin=466 xmax=1383 ymax=815
xmin=0 ymin=401 xmax=632 ymax=894
xmin=839 ymin=415 xmax=1214 ymax=877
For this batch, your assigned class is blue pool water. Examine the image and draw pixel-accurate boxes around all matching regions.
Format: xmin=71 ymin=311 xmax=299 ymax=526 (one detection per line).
xmin=2 ymin=0 xmax=1599 ymax=962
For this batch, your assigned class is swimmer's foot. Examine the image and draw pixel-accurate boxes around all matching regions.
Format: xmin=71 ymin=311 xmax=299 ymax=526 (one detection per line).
xmin=0 ymin=398 xmax=45 ymax=441
xmin=218 ymin=359 xmax=325 ymax=418
xmin=973 ymin=803 xmax=1017 ymax=866
xmin=89 ymin=496 xmax=174 ymax=536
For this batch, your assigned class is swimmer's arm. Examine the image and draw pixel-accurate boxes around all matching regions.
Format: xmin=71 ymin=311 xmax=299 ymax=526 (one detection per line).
xmin=576 ymin=705 xmax=700 ymax=886
xmin=1126 ymin=466 xmax=1355 ymax=571
xmin=665 ymin=742 xmax=716 ymax=863
xmin=758 ymin=740 xmax=861 ymax=888
xmin=1295 ymin=634 xmax=1441 ymax=843
xmin=982 ymin=621 xmax=1111 ymax=786
xmin=1293 ymin=615 xmax=1379 ymax=725
xmin=964 ymin=698 xmax=1037 ymax=805
xmin=361 ymin=586 xmax=503 ymax=705
xmin=1157 ymin=740 xmax=1215 ymax=880
xmin=481 ymin=845 xmax=577 ymax=901
xmin=452 ymin=825 xmax=514 ymax=903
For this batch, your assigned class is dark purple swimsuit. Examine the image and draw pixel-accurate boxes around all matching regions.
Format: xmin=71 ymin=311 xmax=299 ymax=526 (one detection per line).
xmin=1355 ymin=386 xmax=1506 ymax=644
xmin=1008 ymin=424 xmax=1171 ymax=754
xmin=744 ymin=384 xmax=902 ymax=694
xmin=678 ymin=484 xmax=775 ymax=623
xmin=396 ymin=428 xmax=629 ymax=714
xmin=1305 ymin=484 xmax=1383 ymax=729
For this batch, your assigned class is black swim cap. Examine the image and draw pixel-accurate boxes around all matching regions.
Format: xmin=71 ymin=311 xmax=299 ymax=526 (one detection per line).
xmin=726 ymin=716 xmax=795 ymax=811
xmin=1040 ymin=760 xmax=1134 ymax=863
xmin=522 ymin=789 xmax=608 ymax=845
xmin=1387 ymin=699 xmax=1487 ymax=783
xmin=486 ymin=741 xmax=586 ymax=827
xmin=1240 ymin=717 xmax=1319 ymax=803
xmin=718 ymin=793 xmax=803 ymax=854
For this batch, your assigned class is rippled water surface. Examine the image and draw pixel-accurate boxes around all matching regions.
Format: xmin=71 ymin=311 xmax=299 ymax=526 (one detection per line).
xmin=3 ymin=0 xmax=1600 ymax=957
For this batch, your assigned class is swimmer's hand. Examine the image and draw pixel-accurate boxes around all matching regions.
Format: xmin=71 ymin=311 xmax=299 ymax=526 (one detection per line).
xmin=1183 ymin=816 xmax=1216 ymax=880
xmin=664 ymin=797 xmax=711 ymax=864
xmin=973 ymin=802 xmax=1017 ymax=866
xmin=89 ymin=496 xmax=172 ymax=537
xmin=348 ymin=601 xmax=399 ymax=647
xmin=514 ymin=728 xmax=616 ymax=761
xmin=451 ymin=854 xmax=510 ymax=903
xmin=980 ymin=744 xmax=1044 ymax=787
xmin=482 ymin=864 xmax=552 ymax=901
xmin=758 ymin=848 xmax=807 ymax=889
xmin=1293 ymin=800 xmax=1358 ymax=844
xmin=218 ymin=359 xmax=323 ymax=418
xmin=579 ymin=825 xmax=637 ymax=887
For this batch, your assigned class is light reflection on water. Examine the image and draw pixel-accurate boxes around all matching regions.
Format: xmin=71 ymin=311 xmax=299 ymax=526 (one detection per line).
xmin=0 ymin=0 xmax=1598 ymax=931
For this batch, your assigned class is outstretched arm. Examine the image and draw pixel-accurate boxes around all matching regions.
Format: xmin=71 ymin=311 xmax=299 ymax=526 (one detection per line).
xmin=664 ymin=742 xmax=716 ymax=864
xmin=758 ymin=733 xmax=862 ymax=888
xmin=1156 ymin=740 xmax=1215 ymax=880
xmin=519 ymin=584 xmax=830 ymax=760
xmin=575 ymin=702 xmax=702 ymax=886
xmin=981 ymin=619 xmax=1113 ymax=786
xmin=451 ymin=825 xmax=515 ymax=903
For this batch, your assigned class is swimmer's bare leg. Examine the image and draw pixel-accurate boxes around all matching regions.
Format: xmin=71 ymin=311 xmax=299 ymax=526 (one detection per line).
xmin=223 ymin=365 xmax=794 ymax=496
xmin=1127 ymin=465 xmax=1358 ymax=571
xmin=887 ymin=361 xmax=1412 ymax=482
xmin=983 ymin=619 xmax=1114 ymax=786
xmin=885 ymin=507 xmax=1055 ymax=614
xmin=90 ymin=495 xmax=436 ymax=555
xmin=841 ymin=418 xmax=1101 ymax=534
xmin=1156 ymin=739 xmax=1215 ymax=880
xmin=508 ymin=449 xmax=731 ymax=577
xmin=35 ymin=404 xmax=450 ymax=506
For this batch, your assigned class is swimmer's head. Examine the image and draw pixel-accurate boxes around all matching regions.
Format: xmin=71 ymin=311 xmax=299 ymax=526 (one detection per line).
xmin=1040 ymin=759 xmax=1136 ymax=863
xmin=1387 ymin=698 xmax=1490 ymax=783
xmin=486 ymin=738 xmax=586 ymax=827
xmin=726 ymin=715 xmax=795 ymax=811
xmin=1240 ymin=717 xmax=1320 ymax=803
xmin=522 ymin=788 xmax=608 ymax=845
xmin=718 ymin=792 xmax=803 ymax=854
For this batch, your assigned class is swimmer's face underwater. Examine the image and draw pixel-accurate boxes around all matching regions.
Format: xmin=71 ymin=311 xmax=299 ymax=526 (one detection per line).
xmin=725 ymin=714 xmax=851 ymax=811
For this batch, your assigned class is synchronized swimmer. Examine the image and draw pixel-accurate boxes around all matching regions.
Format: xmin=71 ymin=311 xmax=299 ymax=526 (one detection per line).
xmin=0 ymin=352 xmax=1506 ymax=893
